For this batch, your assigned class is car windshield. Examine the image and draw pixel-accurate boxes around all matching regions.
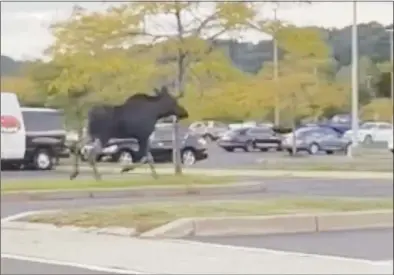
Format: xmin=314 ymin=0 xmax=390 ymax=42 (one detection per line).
xmin=224 ymin=128 xmax=248 ymax=136
xmin=360 ymin=123 xmax=375 ymax=129
xmin=294 ymin=127 xmax=314 ymax=137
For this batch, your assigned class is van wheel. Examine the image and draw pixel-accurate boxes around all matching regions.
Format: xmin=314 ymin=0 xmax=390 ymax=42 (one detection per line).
xmin=33 ymin=149 xmax=54 ymax=170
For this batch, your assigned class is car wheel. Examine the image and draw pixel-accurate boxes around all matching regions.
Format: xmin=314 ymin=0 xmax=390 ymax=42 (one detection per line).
xmin=33 ymin=149 xmax=54 ymax=170
xmin=244 ymin=141 xmax=255 ymax=152
xmin=308 ymin=143 xmax=320 ymax=155
xmin=181 ymin=149 xmax=196 ymax=166
xmin=116 ymin=150 xmax=134 ymax=165
xmin=363 ymin=135 xmax=373 ymax=144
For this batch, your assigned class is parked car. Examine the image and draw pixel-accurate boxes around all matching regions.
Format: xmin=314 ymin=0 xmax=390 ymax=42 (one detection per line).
xmin=189 ymin=120 xmax=229 ymax=141
xmin=81 ymin=126 xmax=208 ymax=166
xmin=217 ymin=126 xmax=282 ymax=152
xmin=388 ymin=133 xmax=393 ymax=154
xmin=343 ymin=121 xmax=393 ymax=144
xmin=281 ymin=126 xmax=352 ymax=155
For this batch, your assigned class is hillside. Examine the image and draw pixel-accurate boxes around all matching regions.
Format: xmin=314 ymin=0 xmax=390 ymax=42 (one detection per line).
xmin=1 ymin=22 xmax=392 ymax=76
xmin=1 ymin=55 xmax=25 ymax=76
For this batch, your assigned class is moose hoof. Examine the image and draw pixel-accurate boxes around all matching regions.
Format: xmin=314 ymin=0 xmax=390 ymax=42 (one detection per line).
xmin=120 ymin=167 xmax=134 ymax=173
xmin=69 ymin=172 xmax=78 ymax=180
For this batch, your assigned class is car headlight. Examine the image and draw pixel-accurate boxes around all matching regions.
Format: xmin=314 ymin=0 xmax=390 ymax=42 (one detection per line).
xmin=102 ymin=144 xmax=118 ymax=154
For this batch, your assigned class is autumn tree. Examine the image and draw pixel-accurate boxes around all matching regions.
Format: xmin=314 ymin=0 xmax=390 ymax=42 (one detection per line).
xmin=0 ymin=75 xmax=43 ymax=106
xmin=46 ymin=2 xmax=259 ymax=174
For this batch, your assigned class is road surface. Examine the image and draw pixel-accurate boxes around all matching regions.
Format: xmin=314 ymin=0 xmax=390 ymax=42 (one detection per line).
xmin=186 ymin=228 xmax=393 ymax=261
xmin=1 ymin=258 xmax=114 ymax=275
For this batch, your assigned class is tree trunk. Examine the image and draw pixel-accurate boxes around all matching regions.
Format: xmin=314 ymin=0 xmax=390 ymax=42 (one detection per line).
xmin=291 ymin=93 xmax=297 ymax=156
xmin=172 ymin=116 xmax=182 ymax=175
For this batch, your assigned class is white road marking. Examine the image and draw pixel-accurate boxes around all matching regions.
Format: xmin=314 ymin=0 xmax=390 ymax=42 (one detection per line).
xmin=1 ymin=210 xmax=59 ymax=223
xmin=1 ymin=254 xmax=145 ymax=274
xmin=172 ymin=239 xmax=394 ymax=266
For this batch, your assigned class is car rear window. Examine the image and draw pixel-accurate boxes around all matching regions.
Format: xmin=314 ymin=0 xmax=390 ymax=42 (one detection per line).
xmin=22 ymin=110 xmax=65 ymax=132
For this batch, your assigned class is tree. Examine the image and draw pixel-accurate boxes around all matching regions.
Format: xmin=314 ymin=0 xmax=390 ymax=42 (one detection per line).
xmin=0 ymin=76 xmax=42 ymax=106
xmin=48 ymin=2 xmax=258 ymax=175
xmin=255 ymin=26 xmax=345 ymax=126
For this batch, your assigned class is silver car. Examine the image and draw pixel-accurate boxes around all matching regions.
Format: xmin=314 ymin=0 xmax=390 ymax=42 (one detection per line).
xmin=189 ymin=120 xmax=229 ymax=141
xmin=282 ymin=126 xmax=351 ymax=155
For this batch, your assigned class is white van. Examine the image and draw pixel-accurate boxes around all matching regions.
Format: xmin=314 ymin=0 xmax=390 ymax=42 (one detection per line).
xmin=1 ymin=92 xmax=26 ymax=162
xmin=1 ymin=92 xmax=68 ymax=170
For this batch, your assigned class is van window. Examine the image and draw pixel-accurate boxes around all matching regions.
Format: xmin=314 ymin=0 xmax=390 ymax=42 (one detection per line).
xmin=22 ymin=111 xmax=64 ymax=132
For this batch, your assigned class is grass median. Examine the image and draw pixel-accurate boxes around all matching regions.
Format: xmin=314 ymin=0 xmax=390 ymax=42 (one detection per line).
xmin=1 ymin=175 xmax=238 ymax=193
xmin=25 ymin=198 xmax=393 ymax=233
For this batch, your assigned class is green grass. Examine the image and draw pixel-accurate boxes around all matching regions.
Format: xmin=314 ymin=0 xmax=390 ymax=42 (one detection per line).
xmin=25 ymin=198 xmax=393 ymax=233
xmin=1 ymin=175 xmax=237 ymax=193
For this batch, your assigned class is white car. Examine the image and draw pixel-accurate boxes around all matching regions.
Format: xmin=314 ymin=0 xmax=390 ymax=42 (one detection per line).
xmin=343 ymin=122 xmax=393 ymax=144
xmin=388 ymin=133 xmax=393 ymax=153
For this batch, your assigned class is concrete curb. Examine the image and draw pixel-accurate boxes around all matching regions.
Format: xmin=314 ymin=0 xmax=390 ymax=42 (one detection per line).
xmin=140 ymin=210 xmax=394 ymax=238
xmin=2 ymin=210 xmax=392 ymax=239
xmin=54 ymin=166 xmax=393 ymax=180
xmin=1 ymin=181 xmax=266 ymax=202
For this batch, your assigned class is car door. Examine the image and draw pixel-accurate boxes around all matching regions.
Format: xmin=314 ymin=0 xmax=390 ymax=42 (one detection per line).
xmin=376 ymin=123 xmax=393 ymax=142
xmin=320 ymin=128 xmax=342 ymax=150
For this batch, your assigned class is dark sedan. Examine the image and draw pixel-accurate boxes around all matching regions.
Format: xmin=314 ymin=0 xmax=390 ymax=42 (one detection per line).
xmin=80 ymin=126 xmax=208 ymax=166
xmin=217 ymin=127 xmax=282 ymax=152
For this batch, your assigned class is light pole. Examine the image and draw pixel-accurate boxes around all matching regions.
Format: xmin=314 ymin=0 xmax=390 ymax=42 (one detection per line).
xmin=349 ymin=1 xmax=359 ymax=157
xmin=387 ymin=27 xmax=393 ymax=124
xmin=273 ymin=5 xmax=280 ymax=126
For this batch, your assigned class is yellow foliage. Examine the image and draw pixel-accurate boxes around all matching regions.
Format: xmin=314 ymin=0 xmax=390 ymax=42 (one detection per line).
xmin=360 ymin=98 xmax=393 ymax=122
xmin=0 ymin=76 xmax=41 ymax=105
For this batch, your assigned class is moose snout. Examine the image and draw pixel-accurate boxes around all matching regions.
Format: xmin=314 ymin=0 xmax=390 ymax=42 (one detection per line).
xmin=177 ymin=105 xmax=189 ymax=119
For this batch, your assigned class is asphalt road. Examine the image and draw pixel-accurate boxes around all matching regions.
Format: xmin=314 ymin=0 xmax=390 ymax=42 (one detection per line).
xmin=0 ymin=258 xmax=112 ymax=275
xmin=186 ymin=228 xmax=394 ymax=261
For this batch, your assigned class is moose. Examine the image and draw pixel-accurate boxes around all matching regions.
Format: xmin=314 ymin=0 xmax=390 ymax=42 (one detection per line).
xmin=69 ymin=86 xmax=189 ymax=181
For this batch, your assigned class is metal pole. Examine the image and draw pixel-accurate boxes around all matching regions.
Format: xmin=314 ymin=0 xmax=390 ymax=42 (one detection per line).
xmin=349 ymin=1 xmax=359 ymax=158
xmin=273 ymin=6 xmax=280 ymax=126
xmin=389 ymin=29 xmax=393 ymax=125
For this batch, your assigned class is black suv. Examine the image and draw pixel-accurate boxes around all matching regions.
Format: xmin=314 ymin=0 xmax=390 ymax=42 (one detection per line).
xmin=80 ymin=125 xmax=208 ymax=166
xmin=21 ymin=107 xmax=68 ymax=170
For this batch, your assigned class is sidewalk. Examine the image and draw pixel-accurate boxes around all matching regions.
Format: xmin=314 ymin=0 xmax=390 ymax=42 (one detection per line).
xmin=1 ymin=223 xmax=392 ymax=274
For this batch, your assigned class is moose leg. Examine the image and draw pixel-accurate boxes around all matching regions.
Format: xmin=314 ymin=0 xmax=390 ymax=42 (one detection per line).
xmin=145 ymin=144 xmax=158 ymax=179
xmin=69 ymin=141 xmax=81 ymax=180
xmin=88 ymin=138 xmax=103 ymax=181
xmin=120 ymin=140 xmax=158 ymax=178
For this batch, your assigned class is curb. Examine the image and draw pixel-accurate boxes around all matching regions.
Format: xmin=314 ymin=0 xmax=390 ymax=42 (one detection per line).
xmin=54 ymin=166 xmax=393 ymax=180
xmin=1 ymin=181 xmax=266 ymax=202
xmin=2 ymin=210 xmax=392 ymax=239
xmin=140 ymin=210 xmax=394 ymax=238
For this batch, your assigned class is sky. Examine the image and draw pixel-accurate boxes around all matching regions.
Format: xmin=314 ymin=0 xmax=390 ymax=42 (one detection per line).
xmin=1 ymin=1 xmax=393 ymax=60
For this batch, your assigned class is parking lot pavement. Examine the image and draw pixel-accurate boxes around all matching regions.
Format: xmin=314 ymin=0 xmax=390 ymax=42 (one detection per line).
xmin=186 ymin=228 xmax=394 ymax=261
xmin=1 ymin=258 xmax=114 ymax=275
